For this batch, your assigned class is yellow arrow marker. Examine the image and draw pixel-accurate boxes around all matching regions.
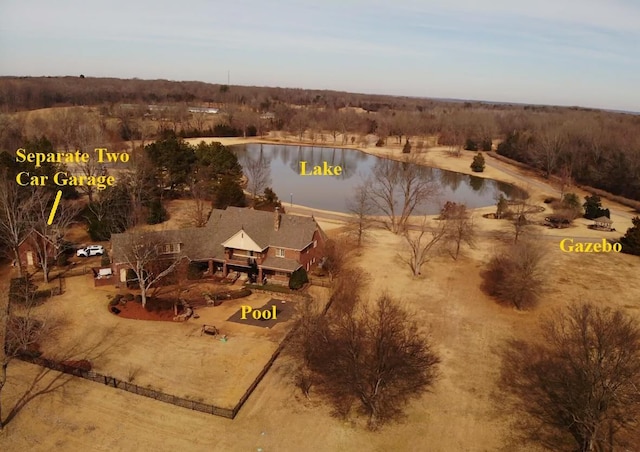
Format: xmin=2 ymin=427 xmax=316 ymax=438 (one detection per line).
xmin=47 ymin=190 xmax=63 ymax=225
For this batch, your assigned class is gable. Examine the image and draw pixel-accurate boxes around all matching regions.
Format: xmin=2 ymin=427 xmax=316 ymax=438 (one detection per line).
xmin=221 ymin=229 xmax=264 ymax=252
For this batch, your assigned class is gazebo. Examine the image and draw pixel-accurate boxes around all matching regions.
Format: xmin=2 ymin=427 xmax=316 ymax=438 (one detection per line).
xmin=593 ymin=216 xmax=613 ymax=231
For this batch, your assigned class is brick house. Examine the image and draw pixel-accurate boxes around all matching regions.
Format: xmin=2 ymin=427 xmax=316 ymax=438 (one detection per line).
xmin=111 ymin=206 xmax=326 ymax=288
xmin=16 ymin=229 xmax=59 ymax=269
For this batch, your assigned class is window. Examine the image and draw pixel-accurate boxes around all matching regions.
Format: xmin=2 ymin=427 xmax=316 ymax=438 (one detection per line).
xmin=160 ymin=243 xmax=181 ymax=254
xmin=275 ymin=248 xmax=285 ymax=258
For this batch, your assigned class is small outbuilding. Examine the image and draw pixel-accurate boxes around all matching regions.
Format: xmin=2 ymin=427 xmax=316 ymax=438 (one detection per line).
xmin=593 ymin=216 xmax=613 ymax=231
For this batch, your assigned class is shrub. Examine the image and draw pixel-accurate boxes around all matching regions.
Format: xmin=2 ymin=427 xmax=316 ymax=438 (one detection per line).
xmin=482 ymin=240 xmax=547 ymax=310
xmin=464 ymin=138 xmax=478 ymax=151
xmin=470 ymin=153 xmax=485 ymax=172
xmin=480 ymin=139 xmax=492 ymax=152
xmin=289 ymin=268 xmax=309 ymax=290
xmin=246 ymin=125 xmax=258 ymax=137
xmin=583 ymin=194 xmax=609 ymax=219
xmin=187 ymin=261 xmax=207 ymax=280
xmin=100 ymin=253 xmax=110 ymax=267
xmin=34 ymin=289 xmax=52 ymax=299
xmin=134 ymin=294 xmax=142 ymax=303
xmin=402 ymin=140 xmax=412 ymax=154
xmin=109 ymin=294 xmax=123 ymax=307
xmin=124 ymin=293 xmax=134 ymax=301
xmin=375 ymin=138 xmax=385 ymax=147
xmin=246 ymin=283 xmax=291 ymax=294
xmin=620 ymin=216 xmax=640 ymax=256
xmin=9 ymin=277 xmax=36 ymax=304
xmin=56 ymin=253 xmax=69 ymax=267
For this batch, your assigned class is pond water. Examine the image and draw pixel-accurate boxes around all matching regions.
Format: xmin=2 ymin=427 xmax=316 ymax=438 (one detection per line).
xmin=231 ymin=144 xmax=524 ymax=214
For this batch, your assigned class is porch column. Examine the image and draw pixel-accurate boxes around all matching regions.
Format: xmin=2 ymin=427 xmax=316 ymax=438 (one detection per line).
xmin=208 ymin=259 xmax=214 ymax=274
xmin=258 ymin=266 xmax=263 ymax=282
xmin=223 ymin=262 xmax=228 ymax=277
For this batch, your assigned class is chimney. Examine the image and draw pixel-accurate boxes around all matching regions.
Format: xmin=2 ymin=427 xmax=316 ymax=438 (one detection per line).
xmin=274 ymin=207 xmax=281 ymax=231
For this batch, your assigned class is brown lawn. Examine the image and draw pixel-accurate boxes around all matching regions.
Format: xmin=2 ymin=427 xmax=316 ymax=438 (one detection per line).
xmin=1 ymin=140 xmax=639 ymax=451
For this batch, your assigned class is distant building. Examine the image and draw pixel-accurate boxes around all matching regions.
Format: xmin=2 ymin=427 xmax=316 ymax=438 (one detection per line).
xmin=188 ymin=106 xmax=219 ymax=114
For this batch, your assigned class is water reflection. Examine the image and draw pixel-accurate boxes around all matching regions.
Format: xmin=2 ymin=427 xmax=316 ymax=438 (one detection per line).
xmin=468 ymin=175 xmax=486 ymax=193
xmin=231 ymin=144 xmax=524 ymax=214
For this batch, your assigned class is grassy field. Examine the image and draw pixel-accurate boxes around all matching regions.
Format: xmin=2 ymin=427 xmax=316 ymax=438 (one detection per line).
xmin=1 ymin=140 xmax=639 ymax=451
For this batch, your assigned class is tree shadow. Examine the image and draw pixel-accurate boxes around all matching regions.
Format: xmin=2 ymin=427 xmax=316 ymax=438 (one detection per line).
xmin=2 ymin=323 xmax=125 ymax=430
xmin=3 ymin=364 xmax=73 ymax=427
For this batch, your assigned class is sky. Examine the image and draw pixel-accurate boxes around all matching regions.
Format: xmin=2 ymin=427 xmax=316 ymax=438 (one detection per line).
xmin=1 ymin=0 xmax=638 ymax=111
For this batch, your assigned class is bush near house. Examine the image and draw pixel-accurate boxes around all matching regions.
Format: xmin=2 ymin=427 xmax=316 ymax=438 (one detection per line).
xmin=289 ymin=268 xmax=309 ymax=290
xmin=246 ymin=283 xmax=292 ymax=294
xmin=187 ymin=261 xmax=208 ymax=280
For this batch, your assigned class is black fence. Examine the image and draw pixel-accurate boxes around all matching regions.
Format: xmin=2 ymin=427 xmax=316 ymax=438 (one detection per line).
xmin=18 ymin=354 xmax=236 ymax=418
xmin=17 ymin=325 xmax=298 ymax=420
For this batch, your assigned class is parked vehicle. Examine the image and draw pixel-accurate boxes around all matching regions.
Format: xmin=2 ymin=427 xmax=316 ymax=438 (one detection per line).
xmin=76 ymin=245 xmax=105 ymax=257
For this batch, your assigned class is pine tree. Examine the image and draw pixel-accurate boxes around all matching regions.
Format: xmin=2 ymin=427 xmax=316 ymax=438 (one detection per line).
xmin=471 ymin=152 xmax=485 ymax=172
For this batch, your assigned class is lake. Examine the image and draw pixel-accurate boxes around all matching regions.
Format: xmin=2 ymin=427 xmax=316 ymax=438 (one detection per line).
xmin=231 ymin=144 xmax=524 ymax=214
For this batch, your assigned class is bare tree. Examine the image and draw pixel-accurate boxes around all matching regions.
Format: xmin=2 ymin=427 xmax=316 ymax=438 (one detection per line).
xmin=482 ymin=239 xmax=547 ymax=310
xmin=534 ymin=123 xmax=566 ymax=178
xmin=293 ymin=292 xmax=440 ymax=429
xmin=119 ymin=150 xmax=157 ymax=227
xmin=346 ymin=181 xmax=375 ymax=247
xmin=289 ymin=110 xmax=309 ymax=142
xmin=321 ymin=238 xmax=352 ymax=282
xmin=116 ymin=233 xmax=183 ymax=307
xmin=510 ymin=196 xmax=537 ymax=243
xmin=401 ymin=216 xmax=448 ymax=277
xmin=441 ymin=202 xmax=475 ymax=260
xmin=189 ymin=180 xmax=210 ymax=228
xmin=0 ymin=286 xmax=8 ymax=431
xmin=71 ymin=116 xmax=105 ymax=202
xmin=243 ymin=150 xmax=272 ymax=205
xmin=327 ymin=267 xmax=370 ymax=316
xmin=0 ymin=171 xmax=36 ymax=276
xmin=30 ymin=194 xmax=81 ymax=283
xmin=500 ymin=303 xmax=640 ymax=451
xmin=368 ymin=156 xmax=439 ymax=234
xmin=1 ymin=277 xmax=57 ymax=430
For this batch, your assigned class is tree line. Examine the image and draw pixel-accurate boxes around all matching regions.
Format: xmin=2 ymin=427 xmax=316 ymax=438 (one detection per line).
xmin=3 ymin=78 xmax=639 ymax=203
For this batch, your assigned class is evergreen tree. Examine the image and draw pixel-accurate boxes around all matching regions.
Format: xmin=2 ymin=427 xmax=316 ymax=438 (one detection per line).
xmin=471 ymin=152 xmax=485 ymax=172
xmin=496 ymin=194 xmax=509 ymax=219
xmin=620 ymin=216 xmax=640 ymax=256
xmin=402 ymin=140 xmax=412 ymax=154
xmin=214 ymin=176 xmax=246 ymax=209
xmin=583 ymin=194 xmax=609 ymax=219
xmin=464 ymin=138 xmax=478 ymax=151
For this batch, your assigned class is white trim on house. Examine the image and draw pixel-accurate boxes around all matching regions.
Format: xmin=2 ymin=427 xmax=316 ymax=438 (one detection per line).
xmin=222 ymin=229 xmax=264 ymax=252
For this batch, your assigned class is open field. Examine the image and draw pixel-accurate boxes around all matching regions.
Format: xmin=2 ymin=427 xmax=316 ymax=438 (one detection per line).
xmin=2 ymin=226 xmax=639 ymax=451
xmin=1 ymin=138 xmax=639 ymax=451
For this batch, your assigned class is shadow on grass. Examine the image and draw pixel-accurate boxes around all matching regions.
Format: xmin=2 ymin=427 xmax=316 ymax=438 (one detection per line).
xmin=2 ymin=323 xmax=125 ymax=430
